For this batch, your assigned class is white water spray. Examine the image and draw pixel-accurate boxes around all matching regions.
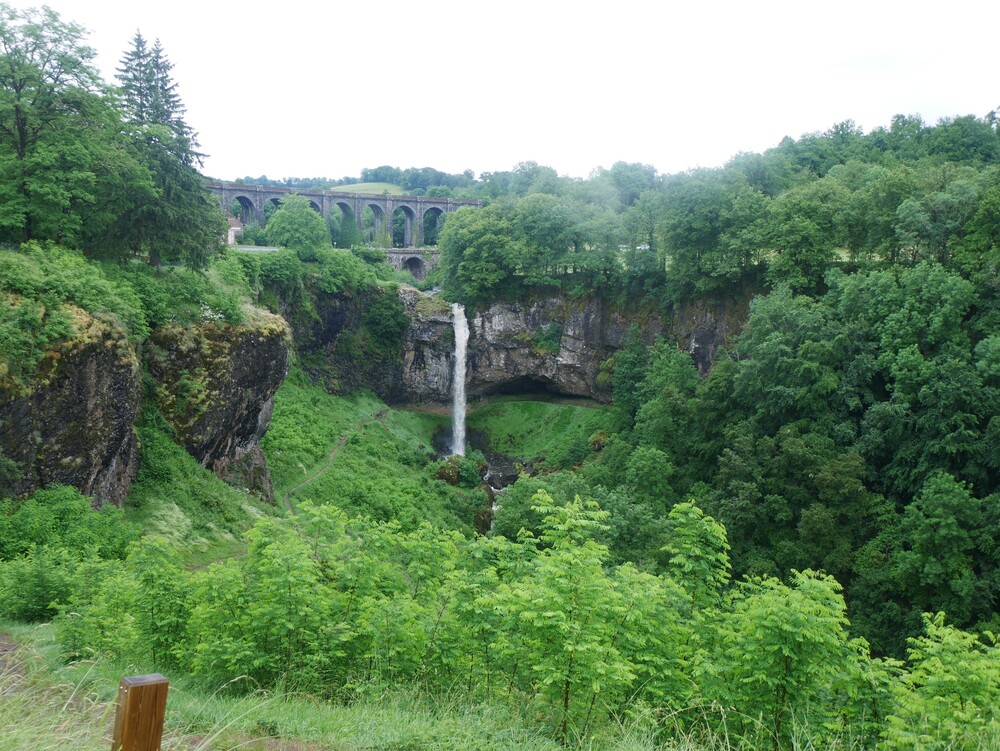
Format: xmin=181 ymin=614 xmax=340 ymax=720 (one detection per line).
xmin=450 ymin=303 xmax=469 ymax=456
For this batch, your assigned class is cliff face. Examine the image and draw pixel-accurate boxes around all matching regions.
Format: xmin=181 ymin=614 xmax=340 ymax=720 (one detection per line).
xmin=466 ymin=297 xmax=663 ymax=401
xmin=398 ymin=288 xmax=454 ymax=403
xmin=0 ymin=309 xmax=141 ymax=507
xmin=145 ymin=310 xmax=292 ymax=501
xmin=669 ymin=293 xmax=752 ymax=375
xmin=0 ymin=279 xmax=744 ymax=507
xmin=283 ymin=285 xmax=454 ymax=404
xmin=280 ymin=286 xmax=410 ymax=399
xmin=393 ymin=292 xmax=750 ymax=404
xmin=296 ymin=281 xmax=746 ymax=407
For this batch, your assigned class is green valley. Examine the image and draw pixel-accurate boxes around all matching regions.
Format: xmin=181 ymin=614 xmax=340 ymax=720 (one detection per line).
xmin=2 ymin=3 xmax=1000 ymax=749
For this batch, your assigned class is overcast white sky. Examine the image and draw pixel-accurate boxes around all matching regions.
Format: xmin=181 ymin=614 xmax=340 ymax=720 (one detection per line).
xmin=9 ymin=0 xmax=999 ymax=181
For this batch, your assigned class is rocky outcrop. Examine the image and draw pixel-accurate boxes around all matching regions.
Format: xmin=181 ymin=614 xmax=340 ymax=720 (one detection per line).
xmin=145 ymin=310 xmax=291 ymax=501
xmin=0 ymin=268 xmax=746 ymax=508
xmin=466 ymin=297 xmax=664 ymax=401
xmin=395 ymin=294 xmax=656 ymax=405
xmin=669 ymin=293 xmax=753 ymax=375
xmin=0 ymin=309 xmax=141 ymax=507
xmin=300 ymin=282 xmax=747 ymax=406
xmin=398 ymin=288 xmax=454 ymax=403
xmin=280 ymin=285 xmax=412 ymax=399
xmin=394 ymin=291 xmax=751 ymax=404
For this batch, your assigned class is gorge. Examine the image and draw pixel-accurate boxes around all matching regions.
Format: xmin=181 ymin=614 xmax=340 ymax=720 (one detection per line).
xmin=0 ymin=274 xmax=746 ymax=509
xmin=4 ymin=5 xmax=998 ymax=741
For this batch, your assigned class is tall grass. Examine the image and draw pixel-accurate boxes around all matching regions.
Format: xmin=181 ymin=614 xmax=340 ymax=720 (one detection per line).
xmin=124 ymin=409 xmax=274 ymax=567
xmin=1 ymin=624 xmax=569 ymax=751
xmin=0 ymin=650 xmax=900 ymax=751
xmin=11 ymin=622 xmax=996 ymax=750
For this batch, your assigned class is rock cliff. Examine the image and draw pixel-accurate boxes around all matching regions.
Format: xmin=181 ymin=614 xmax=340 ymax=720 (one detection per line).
xmin=275 ymin=283 xmax=453 ymax=404
xmin=280 ymin=286 xmax=409 ymax=399
xmin=393 ymin=291 xmax=749 ymax=404
xmin=0 ymin=309 xmax=141 ymax=507
xmin=466 ymin=297 xmax=663 ymax=401
xmin=398 ymin=288 xmax=454 ymax=403
xmin=0 ymin=276 xmax=745 ymax=507
xmin=145 ymin=310 xmax=291 ymax=501
xmin=669 ymin=293 xmax=752 ymax=375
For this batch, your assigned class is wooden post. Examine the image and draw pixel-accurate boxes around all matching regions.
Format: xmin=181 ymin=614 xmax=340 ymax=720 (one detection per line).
xmin=111 ymin=674 xmax=169 ymax=751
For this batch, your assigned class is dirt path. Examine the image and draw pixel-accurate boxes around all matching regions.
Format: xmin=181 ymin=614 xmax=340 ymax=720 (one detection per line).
xmin=0 ymin=633 xmax=25 ymax=678
xmin=188 ymin=410 xmax=389 ymax=572
xmin=280 ymin=409 xmax=388 ymax=515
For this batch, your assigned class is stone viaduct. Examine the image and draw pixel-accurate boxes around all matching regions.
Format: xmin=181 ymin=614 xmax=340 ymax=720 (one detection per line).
xmin=206 ymin=182 xmax=481 ymax=248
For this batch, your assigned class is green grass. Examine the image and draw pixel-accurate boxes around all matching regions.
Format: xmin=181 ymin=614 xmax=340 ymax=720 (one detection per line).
xmin=467 ymin=396 xmax=610 ymax=470
xmin=3 ymin=622 xmax=905 ymax=750
xmin=124 ymin=410 xmax=274 ymax=566
xmin=263 ymin=375 xmax=486 ymax=532
xmin=261 ymin=378 xmax=379 ymax=492
xmin=0 ymin=623 xmax=570 ymax=751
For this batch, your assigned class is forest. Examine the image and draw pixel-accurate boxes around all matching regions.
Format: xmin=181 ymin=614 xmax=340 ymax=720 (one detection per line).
xmin=1 ymin=3 xmax=1000 ymax=750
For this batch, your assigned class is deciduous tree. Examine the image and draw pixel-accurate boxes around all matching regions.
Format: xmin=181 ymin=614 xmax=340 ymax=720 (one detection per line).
xmin=264 ymin=194 xmax=332 ymax=253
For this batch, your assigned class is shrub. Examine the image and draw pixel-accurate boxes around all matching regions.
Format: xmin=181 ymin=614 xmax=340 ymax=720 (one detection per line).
xmin=0 ymin=485 xmax=136 ymax=561
xmin=881 ymin=613 xmax=1000 ymax=750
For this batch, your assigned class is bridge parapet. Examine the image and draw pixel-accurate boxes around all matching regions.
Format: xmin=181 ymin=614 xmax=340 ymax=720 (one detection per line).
xmin=206 ymin=182 xmax=479 ymax=247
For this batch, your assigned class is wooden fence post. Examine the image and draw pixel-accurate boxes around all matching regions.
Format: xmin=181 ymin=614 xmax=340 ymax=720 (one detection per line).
xmin=111 ymin=674 xmax=169 ymax=751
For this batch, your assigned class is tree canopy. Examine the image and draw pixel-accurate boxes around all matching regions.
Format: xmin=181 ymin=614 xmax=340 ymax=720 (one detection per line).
xmin=0 ymin=4 xmax=224 ymax=266
xmin=265 ymin=194 xmax=332 ymax=253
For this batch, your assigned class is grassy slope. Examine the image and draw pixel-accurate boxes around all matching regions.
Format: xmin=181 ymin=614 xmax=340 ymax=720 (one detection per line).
xmin=9 ymin=377 xmax=679 ymax=750
xmin=263 ymin=374 xmax=485 ymax=533
xmin=9 ymin=390 xmax=922 ymax=750
xmin=123 ymin=370 xmax=490 ymax=562
xmin=124 ymin=411 xmax=275 ymax=568
xmin=467 ymin=396 xmax=610 ymax=469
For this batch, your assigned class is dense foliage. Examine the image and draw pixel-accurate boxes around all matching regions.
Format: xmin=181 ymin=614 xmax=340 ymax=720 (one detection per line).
xmin=569 ymin=266 xmax=999 ymax=657
xmin=4 ymin=5 xmax=1000 ymax=748
xmin=0 ymin=4 xmax=224 ymax=266
xmin=428 ymin=113 xmax=1000 ymax=662
xmin=0 ymin=485 xmax=136 ymax=621
xmin=39 ymin=492 xmax=999 ymax=749
xmin=263 ymin=194 xmax=333 ymax=253
xmin=0 ymin=243 xmax=252 ymax=389
xmin=433 ymin=121 xmax=1000 ymax=311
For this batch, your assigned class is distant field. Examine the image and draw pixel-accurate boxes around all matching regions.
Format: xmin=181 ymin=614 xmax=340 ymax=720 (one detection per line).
xmin=326 ymin=182 xmax=406 ymax=195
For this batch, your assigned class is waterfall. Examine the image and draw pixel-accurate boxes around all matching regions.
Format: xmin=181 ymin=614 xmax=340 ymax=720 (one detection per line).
xmin=451 ymin=303 xmax=469 ymax=456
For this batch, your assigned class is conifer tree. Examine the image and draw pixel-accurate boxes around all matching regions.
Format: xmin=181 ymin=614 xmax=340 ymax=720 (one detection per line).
xmin=115 ymin=32 xmax=223 ymax=267
xmin=116 ymin=31 xmax=153 ymax=124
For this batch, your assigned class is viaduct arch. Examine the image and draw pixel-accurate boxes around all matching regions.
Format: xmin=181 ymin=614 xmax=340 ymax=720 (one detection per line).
xmin=383 ymin=249 xmax=440 ymax=280
xmin=206 ymin=182 xmax=480 ymax=248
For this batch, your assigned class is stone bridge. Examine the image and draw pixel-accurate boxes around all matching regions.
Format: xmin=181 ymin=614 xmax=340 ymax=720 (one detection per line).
xmin=206 ymin=182 xmax=480 ymax=248
xmin=383 ymin=249 xmax=440 ymax=280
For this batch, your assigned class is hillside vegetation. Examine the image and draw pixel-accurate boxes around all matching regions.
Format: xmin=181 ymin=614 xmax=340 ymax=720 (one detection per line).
xmin=2 ymin=3 xmax=1000 ymax=749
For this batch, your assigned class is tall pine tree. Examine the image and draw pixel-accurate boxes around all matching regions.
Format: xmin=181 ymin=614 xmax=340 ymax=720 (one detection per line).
xmin=116 ymin=32 xmax=223 ymax=266
xmin=116 ymin=32 xmax=153 ymax=125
